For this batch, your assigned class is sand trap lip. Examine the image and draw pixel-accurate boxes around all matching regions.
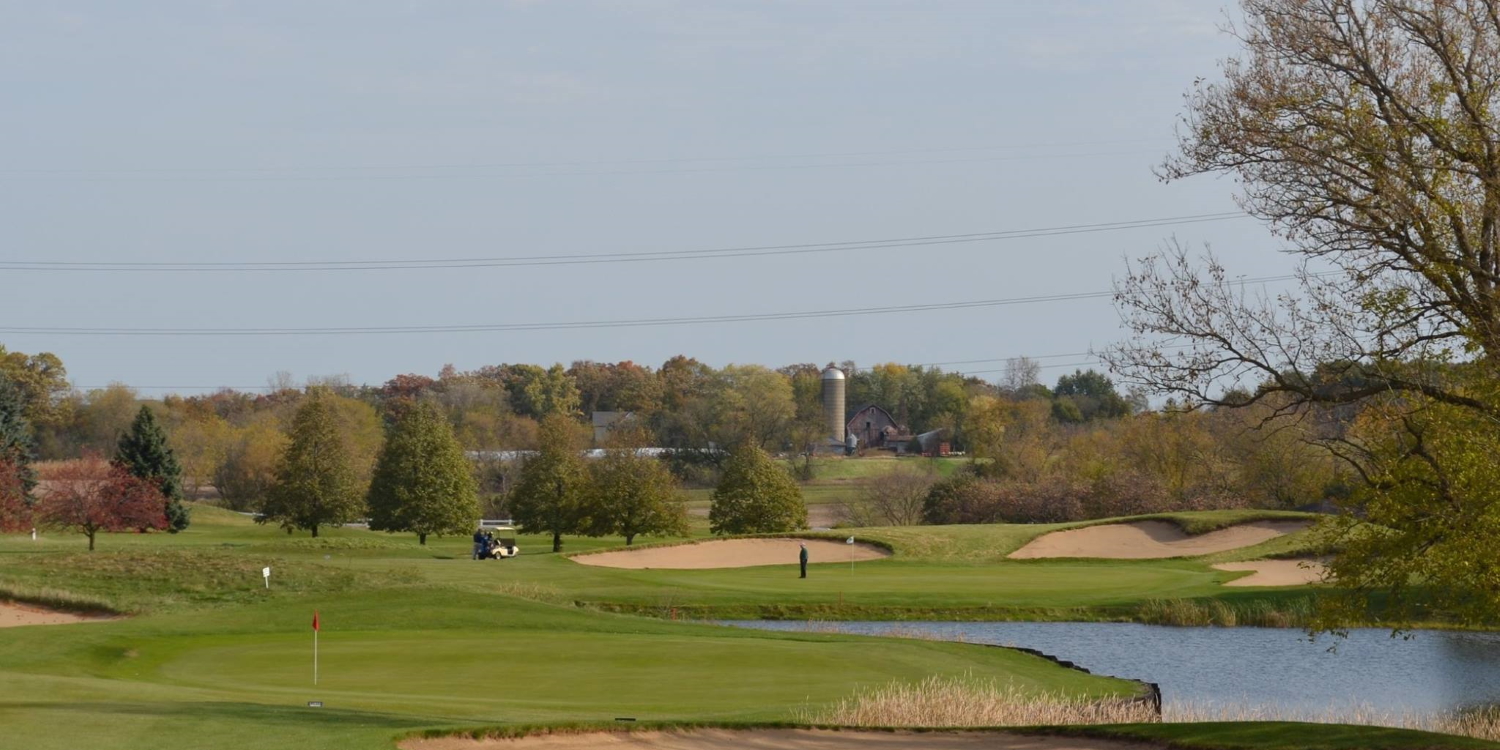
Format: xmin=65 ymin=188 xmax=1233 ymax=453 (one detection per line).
xmin=574 ymin=538 xmax=890 ymax=570
xmin=1008 ymin=519 xmax=1313 ymax=560
xmin=0 ymin=601 xmax=116 ymax=628
xmin=401 ymin=728 xmax=1156 ymax=750
xmin=1213 ymin=558 xmax=1327 ymax=587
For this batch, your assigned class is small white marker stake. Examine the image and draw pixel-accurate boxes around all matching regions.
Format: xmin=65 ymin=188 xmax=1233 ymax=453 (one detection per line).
xmin=263 ymin=566 xmax=271 ymax=589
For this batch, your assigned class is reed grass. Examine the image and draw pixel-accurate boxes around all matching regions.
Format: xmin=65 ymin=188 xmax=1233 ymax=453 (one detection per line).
xmin=801 ymin=675 xmax=1500 ymax=743
xmin=795 ymin=675 xmax=1158 ymax=727
xmin=1137 ymin=596 xmax=1315 ymax=627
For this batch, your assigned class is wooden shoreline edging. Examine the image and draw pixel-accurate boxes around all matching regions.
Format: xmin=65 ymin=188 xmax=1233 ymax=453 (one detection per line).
xmin=988 ymin=643 xmax=1163 ymax=717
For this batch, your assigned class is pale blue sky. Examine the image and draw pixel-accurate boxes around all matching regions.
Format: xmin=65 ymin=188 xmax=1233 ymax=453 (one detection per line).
xmin=0 ymin=1 xmax=1286 ymax=393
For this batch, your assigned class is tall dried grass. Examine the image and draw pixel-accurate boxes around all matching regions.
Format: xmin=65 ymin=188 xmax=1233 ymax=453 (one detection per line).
xmin=795 ymin=675 xmax=1157 ymax=727
xmin=799 ymin=675 xmax=1500 ymax=743
xmin=1137 ymin=597 xmax=1314 ymax=628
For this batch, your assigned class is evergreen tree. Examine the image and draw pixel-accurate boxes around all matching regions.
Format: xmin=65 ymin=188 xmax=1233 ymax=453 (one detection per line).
xmin=0 ymin=374 xmax=36 ymax=494
xmin=367 ymin=401 xmax=479 ymax=545
xmin=509 ymin=414 xmax=588 ymax=552
xmin=115 ymin=404 xmax=189 ymax=532
xmin=709 ymin=444 xmax=806 ymax=535
xmin=261 ymin=394 xmax=363 ymax=537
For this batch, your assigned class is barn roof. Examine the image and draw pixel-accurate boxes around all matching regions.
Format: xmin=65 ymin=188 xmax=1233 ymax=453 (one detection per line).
xmin=845 ymin=404 xmax=898 ymax=425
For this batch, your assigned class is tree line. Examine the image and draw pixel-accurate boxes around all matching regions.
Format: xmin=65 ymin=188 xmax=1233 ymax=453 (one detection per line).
xmin=0 ymin=345 xmax=1351 ymax=533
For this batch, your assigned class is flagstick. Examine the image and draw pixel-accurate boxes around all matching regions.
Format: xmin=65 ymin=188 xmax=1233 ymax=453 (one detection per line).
xmin=314 ymin=627 xmax=319 ymax=686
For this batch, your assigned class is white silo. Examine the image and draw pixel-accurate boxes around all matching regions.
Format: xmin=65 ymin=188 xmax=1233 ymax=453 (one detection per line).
xmin=821 ymin=363 xmax=846 ymax=444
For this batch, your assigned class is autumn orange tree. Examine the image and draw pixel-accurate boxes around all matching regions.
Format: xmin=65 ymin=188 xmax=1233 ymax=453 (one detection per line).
xmin=0 ymin=459 xmax=29 ymax=532
xmin=36 ymin=454 xmax=167 ymax=550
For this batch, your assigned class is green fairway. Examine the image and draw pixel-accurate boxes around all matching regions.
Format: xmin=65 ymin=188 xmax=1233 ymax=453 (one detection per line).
xmin=1 ymin=505 xmax=1486 ymax=750
xmin=0 ymin=506 xmax=1155 ymax=750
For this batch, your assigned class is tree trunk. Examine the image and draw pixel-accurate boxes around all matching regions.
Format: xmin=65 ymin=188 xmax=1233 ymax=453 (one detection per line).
xmin=625 ymin=533 xmax=635 ymax=546
xmin=419 ymin=533 xmax=427 ymax=545
xmin=552 ymin=531 xmax=562 ymax=553
xmin=87 ymin=531 xmax=95 ymax=551
xmin=311 ymin=525 xmax=319 ymax=538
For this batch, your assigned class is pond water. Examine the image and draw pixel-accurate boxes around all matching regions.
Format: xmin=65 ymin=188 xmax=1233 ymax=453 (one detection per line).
xmin=726 ymin=620 xmax=1500 ymax=714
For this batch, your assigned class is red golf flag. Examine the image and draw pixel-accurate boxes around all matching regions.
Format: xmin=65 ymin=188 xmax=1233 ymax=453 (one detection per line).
xmin=312 ymin=611 xmax=320 ymax=632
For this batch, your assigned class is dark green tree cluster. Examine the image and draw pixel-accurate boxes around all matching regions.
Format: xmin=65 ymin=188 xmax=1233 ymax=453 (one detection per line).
xmin=708 ymin=444 xmax=806 ymax=535
xmin=510 ymin=415 xmax=688 ymax=551
xmin=260 ymin=394 xmax=363 ymax=537
xmin=367 ymin=401 xmax=479 ymax=545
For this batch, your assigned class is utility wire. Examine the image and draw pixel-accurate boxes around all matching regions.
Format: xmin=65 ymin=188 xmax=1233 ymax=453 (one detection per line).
xmin=0 ymin=137 xmax=1168 ymax=176
xmin=0 ymin=272 xmax=1312 ymax=337
xmin=0 ymin=212 xmax=1248 ymax=272
xmin=71 ymin=359 xmax=1117 ymax=394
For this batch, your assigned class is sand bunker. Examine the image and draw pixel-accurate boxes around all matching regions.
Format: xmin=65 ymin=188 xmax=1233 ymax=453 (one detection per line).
xmin=1213 ymin=559 xmax=1327 ymax=587
xmin=574 ymin=538 xmax=890 ymax=570
xmin=403 ymin=729 xmax=1155 ymax=750
xmin=0 ymin=601 xmax=113 ymax=628
xmin=1008 ymin=519 xmax=1312 ymax=560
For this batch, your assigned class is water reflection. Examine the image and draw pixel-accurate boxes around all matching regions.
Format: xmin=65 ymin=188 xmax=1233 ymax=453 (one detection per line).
xmin=726 ymin=620 xmax=1500 ymax=713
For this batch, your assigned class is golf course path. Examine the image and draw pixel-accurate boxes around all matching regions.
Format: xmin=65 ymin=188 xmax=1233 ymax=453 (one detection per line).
xmin=574 ymin=538 xmax=890 ymax=569
xmin=0 ymin=601 xmax=112 ymax=628
xmin=403 ymin=729 xmax=1158 ymax=750
xmin=1008 ymin=520 xmax=1312 ymax=560
xmin=1213 ymin=558 xmax=1327 ymax=587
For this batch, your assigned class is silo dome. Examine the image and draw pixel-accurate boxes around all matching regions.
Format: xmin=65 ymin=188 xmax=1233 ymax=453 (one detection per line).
xmin=822 ymin=366 xmax=845 ymax=380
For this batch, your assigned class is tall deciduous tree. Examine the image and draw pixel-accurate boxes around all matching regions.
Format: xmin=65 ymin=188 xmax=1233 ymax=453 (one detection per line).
xmin=1104 ymin=0 xmax=1500 ymax=629
xmin=261 ymin=394 xmax=363 ymax=537
xmin=367 ymin=401 xmax=479 ymax=545
xmin=37 ymin=454 xmax=166 ymax=551
xmin=709 ymin=444 xmax=806 ymax=535
xmin=0 ymin=345 xmax=69 ymax=427
xmin=0 ymin=374 xmax=37 ymax=493
xmin=586 ymin=437 xmax=687 ymax=545
xmin=115 ymin=405 xmax=189 ymax=532
xmin=509 ymin=414 xmax=588 ymax=552
xmin=215 ymin=415 xmax=288 ymax=512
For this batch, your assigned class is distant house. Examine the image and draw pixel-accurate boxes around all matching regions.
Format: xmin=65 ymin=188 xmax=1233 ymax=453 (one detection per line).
xmin=846 ymin=405 xmax=903 ymax=449
xmin=591 ymin=411 xmax=635 ymax=444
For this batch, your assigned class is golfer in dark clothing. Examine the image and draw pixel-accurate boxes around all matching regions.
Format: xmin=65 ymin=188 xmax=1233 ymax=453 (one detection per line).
xmin=472 ymin=528 xmax=486 ymax=560
xmin=799 ymin=542 xmax=808 ymax=579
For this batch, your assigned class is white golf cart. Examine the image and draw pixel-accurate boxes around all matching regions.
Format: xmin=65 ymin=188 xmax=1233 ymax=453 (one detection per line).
xmin=478 ymin=524 xmax=519 ymax=560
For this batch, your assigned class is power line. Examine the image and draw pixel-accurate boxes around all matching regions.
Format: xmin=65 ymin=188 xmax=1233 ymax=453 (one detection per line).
xmin=0 ymin=272 xmax=1311 ymax=337
xmin=73 ymin=359 xmax=1117 ymax=394
xmin=0 ymin=137 xmax=1168 ymax=178
xmin=0 ymin=212 xmax=1248 ymax=272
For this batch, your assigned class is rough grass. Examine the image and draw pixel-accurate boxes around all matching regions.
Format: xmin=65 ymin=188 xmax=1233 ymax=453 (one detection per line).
xmin=1059 ymin=722 xmax=1500 ymax=750
xmin=0 ymin=548 xmax=420 ymax=613
xmin=1162 ymin=704 xmax=1500 ymax=744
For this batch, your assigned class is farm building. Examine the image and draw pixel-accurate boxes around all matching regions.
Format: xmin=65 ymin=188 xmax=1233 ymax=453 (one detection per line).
xmin=846 ymin=405 xmax=903 ymax=449
xmin=591 ymin=411 xmax=636 ymax=444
